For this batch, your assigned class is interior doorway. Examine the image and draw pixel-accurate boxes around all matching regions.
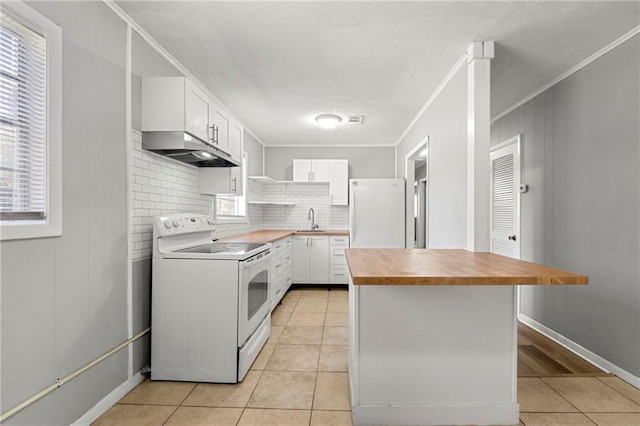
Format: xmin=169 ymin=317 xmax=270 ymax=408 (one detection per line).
xmin=404 ymin=137 xmax=428 ymax=248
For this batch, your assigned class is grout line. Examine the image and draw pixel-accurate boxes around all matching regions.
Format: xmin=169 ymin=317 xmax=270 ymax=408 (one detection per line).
xmin=595 ymin=376 xmax=640 ymax=409
xmin=538 ymin=377 xmax=583 ymax=414
xmin=161 ymin=405 xmax=181 ymax=426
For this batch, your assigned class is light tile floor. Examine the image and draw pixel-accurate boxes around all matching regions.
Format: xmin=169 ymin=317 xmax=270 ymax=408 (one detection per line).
xmin=94 ymin=288 xmax=640 ymax=426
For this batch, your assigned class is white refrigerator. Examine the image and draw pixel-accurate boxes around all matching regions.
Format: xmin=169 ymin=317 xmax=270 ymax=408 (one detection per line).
xmin=349 ymin=178 xmax=405 ymax=248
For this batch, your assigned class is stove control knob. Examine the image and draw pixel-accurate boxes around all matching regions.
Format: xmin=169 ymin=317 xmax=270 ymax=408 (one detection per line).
xmin=164 ymin=221 xmax=172 ymax=229
xmin=172 ymin=219 xmax=179 ymax=227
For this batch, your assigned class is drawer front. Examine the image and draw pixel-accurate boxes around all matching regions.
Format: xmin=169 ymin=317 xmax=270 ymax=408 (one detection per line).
xmin=330 ymin=236 xmax=349 ymax=246
xmin=330 ymin=265 xmax=349 ymax=284
xmin=270 ymin=254 xmax=284 ymax=276
xmin=331 ymin=247 xmax=347 ymax=265
xmin=272 ymin=238 xmax=287 ymax=255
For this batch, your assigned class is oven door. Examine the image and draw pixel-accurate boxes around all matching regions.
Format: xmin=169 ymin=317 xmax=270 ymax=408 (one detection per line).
xmin=238 ymin=249 xmax=271 ymax=346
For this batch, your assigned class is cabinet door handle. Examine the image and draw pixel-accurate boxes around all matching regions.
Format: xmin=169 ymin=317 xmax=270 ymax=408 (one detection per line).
xmin=232 ymin=177 xmax=237 ymax=193
xmin=213 ymin=125 xmax=219 ymax=144
xmin=308 ymin=171 xmax=311 ymax=181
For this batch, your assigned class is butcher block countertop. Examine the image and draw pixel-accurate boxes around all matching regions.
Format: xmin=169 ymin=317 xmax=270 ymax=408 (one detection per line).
xmin=345 ymin=249 xmax=588 ymax=286
xmin=219 ymin=229 xmax=349 ymax=244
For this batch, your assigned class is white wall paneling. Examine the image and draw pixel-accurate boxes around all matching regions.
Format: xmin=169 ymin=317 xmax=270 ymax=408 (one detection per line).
xmin=0 ymin=2 xmax=129 ymax=424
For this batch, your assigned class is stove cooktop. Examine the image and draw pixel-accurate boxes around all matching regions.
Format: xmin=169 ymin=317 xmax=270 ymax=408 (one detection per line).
xmin=175 ymin=242 xmax=267 ymax=256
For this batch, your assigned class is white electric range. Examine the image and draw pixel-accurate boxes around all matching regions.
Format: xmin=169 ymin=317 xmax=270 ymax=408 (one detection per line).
xmin=151 ymin=213 xmax=271 ymax=383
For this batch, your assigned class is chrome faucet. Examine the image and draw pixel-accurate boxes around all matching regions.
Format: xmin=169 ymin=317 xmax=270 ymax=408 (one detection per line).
xmin=307 ymin=208 xmax=319 ymax=230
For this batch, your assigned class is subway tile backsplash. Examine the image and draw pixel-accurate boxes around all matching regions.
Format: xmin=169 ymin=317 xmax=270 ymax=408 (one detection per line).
xmin=258 ymin=182 xmax=349 ymax=231
xmin=130 ymin=130 xmax=348 ymax=261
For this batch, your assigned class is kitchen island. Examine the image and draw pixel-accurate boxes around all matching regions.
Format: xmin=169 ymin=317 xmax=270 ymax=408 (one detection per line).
xmin=345 ymin=249 xmax=587 ymax=426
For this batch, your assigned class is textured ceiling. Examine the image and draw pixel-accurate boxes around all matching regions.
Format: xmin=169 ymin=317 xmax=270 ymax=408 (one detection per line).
xmin=117 ymin=1 xmax=639 ymax=146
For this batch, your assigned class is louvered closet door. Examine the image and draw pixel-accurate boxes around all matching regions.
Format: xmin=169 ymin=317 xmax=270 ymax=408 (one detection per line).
xmin=490 ymin=142 xmax=520 ymax=259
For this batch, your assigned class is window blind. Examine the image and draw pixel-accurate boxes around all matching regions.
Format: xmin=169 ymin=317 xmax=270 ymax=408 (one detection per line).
xmin=0 ymin=10 xmax=47 ymax=220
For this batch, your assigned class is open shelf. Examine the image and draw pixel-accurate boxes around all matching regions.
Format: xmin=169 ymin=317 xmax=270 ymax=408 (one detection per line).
xmin=248 ymin=176 xmax=291 ymax=184
xmin=248 ymin=201 xmax=296 ymax=206
xmin=248 ymin=176 xmax=327 ymax=185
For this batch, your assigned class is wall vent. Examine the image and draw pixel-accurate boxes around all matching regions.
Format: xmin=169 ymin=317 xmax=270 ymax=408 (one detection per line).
xmin=347 ymin=115 xmax=364 ymax=125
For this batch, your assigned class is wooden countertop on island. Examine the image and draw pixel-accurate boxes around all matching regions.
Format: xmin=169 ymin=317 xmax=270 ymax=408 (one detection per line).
xmin=345 ymin=249 xmax=588 ymax=286
xmin=219 ymin=229 xmax=349 ymax=244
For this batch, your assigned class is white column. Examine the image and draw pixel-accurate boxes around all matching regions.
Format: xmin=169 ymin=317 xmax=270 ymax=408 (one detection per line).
xmin=466 ymin=41 xmax=494 ymax=252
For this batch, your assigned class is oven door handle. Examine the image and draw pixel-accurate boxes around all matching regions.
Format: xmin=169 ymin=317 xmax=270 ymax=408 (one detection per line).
xmin=240 ymin=250 xmax=272 ymax=270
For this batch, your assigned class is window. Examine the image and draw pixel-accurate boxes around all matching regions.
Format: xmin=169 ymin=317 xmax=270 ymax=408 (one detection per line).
xmin=0 ymin=2 xmax=61 ymax=240
xmin=215 ymin=152 xmax=248 ymax=223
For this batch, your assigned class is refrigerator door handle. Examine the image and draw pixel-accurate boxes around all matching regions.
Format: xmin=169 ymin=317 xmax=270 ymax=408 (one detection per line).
xmin=351 ymin=190 xmax=356 ymax=241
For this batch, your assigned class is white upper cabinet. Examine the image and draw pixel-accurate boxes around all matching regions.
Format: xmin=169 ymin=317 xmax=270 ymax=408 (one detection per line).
xmin=293 ymin=159 xmax=330 ymax=182
xmin=184 ymin=79 xmax=210 ymax=142
xmin=210 ymin=101 xmax=230 ymax=157
xmin=330 ymin=159 xmax=349 ymax=205
xmin=143 ymin=77 xmax=208 ymax=139
xmin=142 ymin=76 xmax=242 ymax=164
xmin=199 ymin=165 xmax=243 ymax=196
xmin=293 ymin=159 xmax=312 ymax=182
xmin=292 ymin=159 xmax=349 ymax=205
xmin=229 ymin=121 xmax=243 ymax=164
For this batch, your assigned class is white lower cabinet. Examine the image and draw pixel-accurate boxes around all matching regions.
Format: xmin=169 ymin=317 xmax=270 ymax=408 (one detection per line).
xmin=329 ymin=236 xmax=350 ymax=284
xmin=292 ymin=235 xmax=329 ymax=284
xmin=270 ymin=237 xmax=292 ymax=309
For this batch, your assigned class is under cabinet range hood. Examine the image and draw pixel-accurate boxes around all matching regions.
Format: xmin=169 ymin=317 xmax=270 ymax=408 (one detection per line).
xmin=142 ymin=131 xmax=240 ymax=167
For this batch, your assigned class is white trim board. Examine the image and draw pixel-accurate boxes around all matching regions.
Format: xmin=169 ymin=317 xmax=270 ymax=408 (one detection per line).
xmin=493 ymin=26 xmax=640 ymax=123
xmin=352 ymin=403 xmax=519 ymax=426
xmin=519 ymin=314 xmax=640 ymax=389
xmin=71 ymin=372 xmax=145 ymax=426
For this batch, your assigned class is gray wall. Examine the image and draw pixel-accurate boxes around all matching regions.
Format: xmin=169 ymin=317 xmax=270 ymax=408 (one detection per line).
xmin=492 ymin=35 xmax=640 ymax=377
xmin=0 ymin=1 xmax=129 ymax=424
xmin=244 ymin=130 xmax=264 ymax=176
xmin=264 ymin=146 xmax=395 ymax=181
xmin=396 ymin=64 xmax=468 ymax=249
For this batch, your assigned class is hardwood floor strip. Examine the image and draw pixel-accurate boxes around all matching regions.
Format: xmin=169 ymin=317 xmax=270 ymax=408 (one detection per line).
xmin=517 ymin=322 xmax=607 ymax=377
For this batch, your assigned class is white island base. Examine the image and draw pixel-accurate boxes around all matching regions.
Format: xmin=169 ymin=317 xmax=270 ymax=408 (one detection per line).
xmin=348 ymin=282 xmax=519 ymax=426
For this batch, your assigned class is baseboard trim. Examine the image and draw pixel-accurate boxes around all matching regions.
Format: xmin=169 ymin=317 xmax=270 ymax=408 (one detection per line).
xmin=352 ymin=403 xmax=519 ymax=426
xmin=71 ymin=371 xmax=145 ymax=425
xmin=518 ymin=314 xmax=640 ymax=388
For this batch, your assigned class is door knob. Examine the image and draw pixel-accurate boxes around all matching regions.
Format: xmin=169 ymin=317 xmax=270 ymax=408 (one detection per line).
xmin=508 ymin=235 xmax=517 ymax=241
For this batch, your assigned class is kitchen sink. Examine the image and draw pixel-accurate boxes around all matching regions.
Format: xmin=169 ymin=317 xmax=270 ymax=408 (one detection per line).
xmin=295 ymin=229 xmax=328 ymax=232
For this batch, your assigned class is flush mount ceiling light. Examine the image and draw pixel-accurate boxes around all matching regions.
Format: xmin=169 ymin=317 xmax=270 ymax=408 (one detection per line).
xmin=315 ymin=114 xmax=342 ymax=129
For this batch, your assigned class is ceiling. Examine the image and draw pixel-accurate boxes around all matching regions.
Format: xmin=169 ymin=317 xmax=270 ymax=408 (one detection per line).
xmin=118 ymin=1 xmax=639 ymax=147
